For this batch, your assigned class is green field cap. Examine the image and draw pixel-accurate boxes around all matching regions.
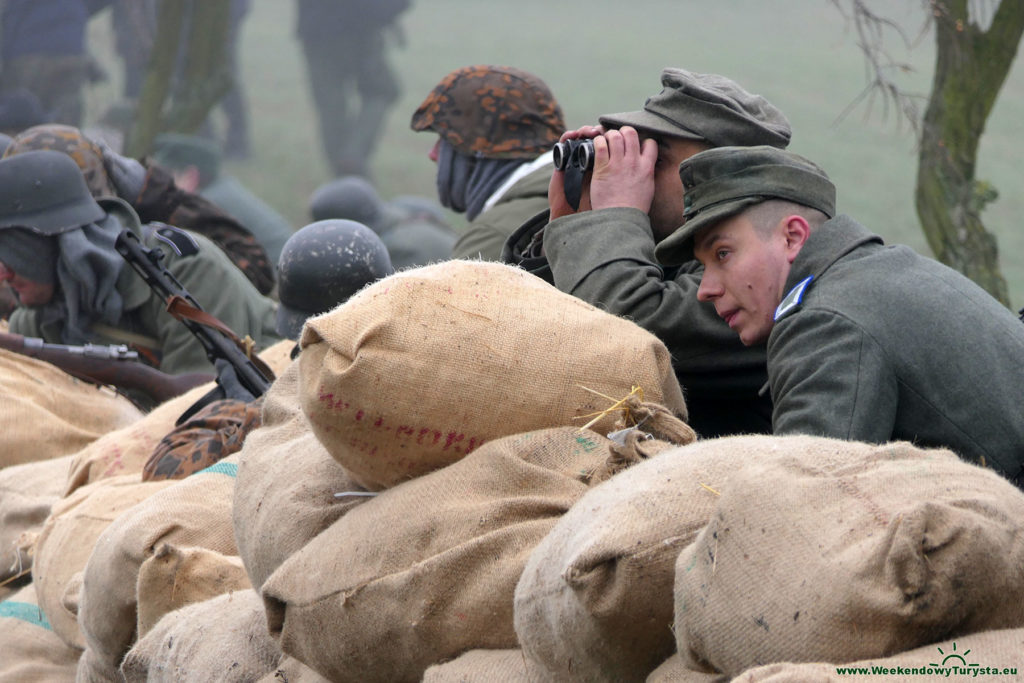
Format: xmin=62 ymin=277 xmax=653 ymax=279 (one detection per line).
xmin=599 ymin=68 xmax=791 ymax=149
xmin=655 ymin=146 xmax=835 ymax=265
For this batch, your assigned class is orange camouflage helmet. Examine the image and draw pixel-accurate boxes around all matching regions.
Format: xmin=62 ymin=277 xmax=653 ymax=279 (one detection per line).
xmin=411 ymin=65 xmax=565 ymax=160
xmin=2 ymin=124 xmax=117 ymax=198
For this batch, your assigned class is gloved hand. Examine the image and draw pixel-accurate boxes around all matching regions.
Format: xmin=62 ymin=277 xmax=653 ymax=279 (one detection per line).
xmin=214 ymin=357 xmax=258 ymax=403
xmin=98 ymin=140 xmax=148 ymax=202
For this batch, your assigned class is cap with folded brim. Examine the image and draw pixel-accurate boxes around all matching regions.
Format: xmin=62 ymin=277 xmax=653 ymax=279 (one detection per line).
xmin=598 ymin=67 xmax=791 ymax=149
xmin=654 ymin=145 xmax=836 ymax=265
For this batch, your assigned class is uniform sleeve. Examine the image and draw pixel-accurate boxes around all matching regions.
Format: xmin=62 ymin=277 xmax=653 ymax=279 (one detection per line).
xmin=141 ymin=234 xmax=279 ymax=376
xmin=543 ymin=207 xmax=760 ymax=376
xmin=6 ymin=306 xmax=43 ymax=338
xmin=769 ymin=309 xmax=898 ymax=442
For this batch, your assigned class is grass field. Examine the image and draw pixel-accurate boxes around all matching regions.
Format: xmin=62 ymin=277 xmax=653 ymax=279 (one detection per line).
xmin=83 ymin=0 xmax=1024 ymax=306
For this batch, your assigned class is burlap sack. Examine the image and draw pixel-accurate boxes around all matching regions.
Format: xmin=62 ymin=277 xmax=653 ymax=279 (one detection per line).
xmin=0 ymin=454 xmax=73 ymax=586
xmin=30 ymin=474 xmax=174 ymax=649
xmin=0 ymin=583 xmax=81 ymax=683
xmin=299 ymin=260 xmax=687 ymax=489
xmin=0 ymin=348 xmax=142 ymax=469
xmin=75 ymin=455 xmax=242 ymax=682
xmin=120 ymin=589 xmax=280 ymax=683
xmin=63 ymin=339 xmax=296 ymax=494
xmin=135 ymin=544 xmax=251 ymax=638
xmin=732 ymin=627 xmax=1024 ymax=682
xmin=256 ymin=657 xmax=332 ymax=683
xmin=422 ymin=650 xmax=531 ymax=682
xmin=647 ymin=654 xmax=729 ymax=683
xmin=232 ymin=359 xmax=369 ymax=590
xmin=675 ymin=443 xmax=1024 ymax=676
xmin=61 ymin=382 xmax=215 ymax=496
xmin=261 ymin=426 xmax=617 ymax=683
xmin=514 ymin=434 xmax=873 ymax=682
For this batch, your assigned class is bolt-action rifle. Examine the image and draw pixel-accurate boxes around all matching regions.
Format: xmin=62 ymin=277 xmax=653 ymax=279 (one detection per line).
xmin=0 ymin=331 xmax=213 ymax=405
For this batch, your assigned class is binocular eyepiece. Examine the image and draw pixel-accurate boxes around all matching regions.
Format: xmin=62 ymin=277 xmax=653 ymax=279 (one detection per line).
xmin=551 ymin=139 xmax=595 ymax=172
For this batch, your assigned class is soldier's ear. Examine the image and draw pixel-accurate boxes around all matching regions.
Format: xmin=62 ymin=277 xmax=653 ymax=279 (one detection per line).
xmin=782 ymin=215 xmax=810 ymax=263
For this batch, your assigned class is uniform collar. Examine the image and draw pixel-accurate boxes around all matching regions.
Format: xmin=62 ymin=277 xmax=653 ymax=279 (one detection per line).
xmin=775 ymin=215 xmax=883 ymax=320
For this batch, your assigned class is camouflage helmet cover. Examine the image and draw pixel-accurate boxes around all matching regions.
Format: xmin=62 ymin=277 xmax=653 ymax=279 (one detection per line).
xmin=411 ymin=65 xmax=565 ymax=160
xmin=3 ymin=124 xmax=118 ymax=198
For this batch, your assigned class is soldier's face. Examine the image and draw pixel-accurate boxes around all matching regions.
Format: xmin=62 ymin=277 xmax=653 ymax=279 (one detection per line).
xmin=0 ymin=262 xmax=55 ymax=306
xmin=693 ymin=213 xmax=796 ymax=346
xmin=646 ymin=136 xmax=710 ymax=243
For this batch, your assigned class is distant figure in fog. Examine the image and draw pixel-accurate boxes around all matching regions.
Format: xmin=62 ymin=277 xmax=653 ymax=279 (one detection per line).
xmin=296 ymin=0 xmax=410 ymax=178
xmin=0 ymin=0 xmax=103 ymax=127
xmin=309 ymin=175 xmax=455 ymax=269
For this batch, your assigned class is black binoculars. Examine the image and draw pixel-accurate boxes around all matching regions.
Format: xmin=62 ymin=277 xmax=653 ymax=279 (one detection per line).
xmin=552 ymin=139 xmax=595 ymax=172
xmin=551 ymin=139 xmax=595 ymax=210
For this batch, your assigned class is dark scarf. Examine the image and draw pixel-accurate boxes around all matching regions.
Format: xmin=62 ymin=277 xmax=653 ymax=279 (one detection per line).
xmin=434 ymin=139 xmax=522 ymax=221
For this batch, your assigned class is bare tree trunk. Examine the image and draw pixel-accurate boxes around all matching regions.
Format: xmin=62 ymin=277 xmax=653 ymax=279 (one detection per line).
xmin=124 ymin=0 xmax=185 ymax=158
xmin=915 ymin=0 xmax=1024 ymax=307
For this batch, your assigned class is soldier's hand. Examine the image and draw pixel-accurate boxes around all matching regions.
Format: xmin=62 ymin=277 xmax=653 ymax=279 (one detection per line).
xmin=589 ymin=126 xmax=656 ymax=214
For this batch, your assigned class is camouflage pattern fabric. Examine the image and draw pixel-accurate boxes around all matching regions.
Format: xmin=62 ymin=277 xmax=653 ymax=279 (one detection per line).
xmin=2 ymin=123 xmax=117 ymax=197
xmin=411 ymin=65 xmax=565 ymax=160
xmin=142 ymin=396 xmax=264 ymax=482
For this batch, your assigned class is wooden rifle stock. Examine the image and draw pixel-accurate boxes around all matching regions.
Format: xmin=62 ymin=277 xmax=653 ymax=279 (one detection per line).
xmin=0 ymin=330 xmax=213 ymax=406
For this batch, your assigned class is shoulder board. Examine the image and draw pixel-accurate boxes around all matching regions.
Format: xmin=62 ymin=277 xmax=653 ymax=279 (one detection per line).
xmin=152 ymin=223 xmax=199 ymax=257
xmin=774 ymin=275 xmax=814 ymax=322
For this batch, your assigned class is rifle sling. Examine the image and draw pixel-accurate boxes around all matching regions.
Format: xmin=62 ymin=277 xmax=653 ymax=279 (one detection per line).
xmin=164 ymin=295 xmax=276 ymax=380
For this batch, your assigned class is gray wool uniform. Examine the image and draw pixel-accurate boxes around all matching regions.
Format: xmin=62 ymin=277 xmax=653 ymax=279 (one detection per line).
xmin=769 ymin=215 xmax=1024 ymax=485
xmin=544 ymin=206 xmax=771 ymax=438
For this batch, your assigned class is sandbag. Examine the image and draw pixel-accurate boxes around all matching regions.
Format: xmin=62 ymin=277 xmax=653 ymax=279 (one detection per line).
xmin=0 ymin=583 xmax=80 ymax=683
xmin=256 ymin=657 xmax=332 ymax=683
xmin=76 ymin=455 xmax=242 ymax=682
xmin=675 ymin=443 xmax=1024 ymax=676
xmin=135 ymin=544 xmax=251 ymax=639
xmin=120 ymin=589 xmax=280 ymax=683
xmin=30 ymin=473 xmax=173 ymax=650
xmin=63 ymin=339 xmax=296 ymax=494
xmin=422 ymin=650 xmax=530 ymax=683
xmin=0 ymin=454 xmax=73 ymax=586
xmin=732 ymin=627 xmax=1024 ymax=682
xmin=299 ymin=259 xmax=687 ymax=489
xmin=0 ymin=347 xmax=142 ymax=469
xmin=262 ymin=426 xmax=617 ymax=683
xmin=232 ymin=359 xmax=368 ymax=590
xmin=514 ymin=434 xmax=869 ymax=682
xmin=647 ymin=654 xmax=729 ymax=683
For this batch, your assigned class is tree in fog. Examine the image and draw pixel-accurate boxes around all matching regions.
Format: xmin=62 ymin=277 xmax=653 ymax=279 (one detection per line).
xmin=836 ymin=0 xmax=1024 ymax=306
xmin=125 ymin=0 xmax=232 ymax=158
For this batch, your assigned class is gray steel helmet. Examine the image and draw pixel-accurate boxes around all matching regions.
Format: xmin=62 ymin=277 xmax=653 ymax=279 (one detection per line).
xmin=275 ymin=219 xmax=395 ymax=339
xmin=0 ymin=149 xmax=105 ymax=235
xmin=308 ymin=176 xmax=385 ymax=231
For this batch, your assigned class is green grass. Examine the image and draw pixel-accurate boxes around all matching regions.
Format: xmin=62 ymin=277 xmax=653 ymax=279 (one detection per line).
xmin=84 ymin=0 xmax=1024 ymax=306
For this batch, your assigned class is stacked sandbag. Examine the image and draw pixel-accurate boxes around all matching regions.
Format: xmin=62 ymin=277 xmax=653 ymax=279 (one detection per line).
xmin=30 ymin=473 xmax=174 ymax=650
xmin=62 ymin=338 xmax=296 ymax=494
xmin=257 ymin=657 xmax=332 ymax=683
xmin=674 ymin=444 xmax=1024 ymax=677
xmin=0 ymin=454 xmax=73 ymax=591
xmin=299 ymin=259 xmax=687 ymax=490
xmin=0 ymin=347 xmax=142 ymax=469
xmin=135 ymin=545 xmax=251 ymax=638
xmin=0 ymin=582 xmax=81 ymax=682
xmin=514 ymin=434 xmax=875 ymax=682
xmin=232 ymin=359 xmax=369 ymax=591
xmin=120 ymin=589 xmax=280 ymax=683
xmin=422 ymin=650 xmax=531 ymax=682
xmin=61 ymin=382 xmax=216 ymax=495
xmin=76 ymin=454 xmax=245 ymax=682
xmin=646 ymin=655 xmax=729 ymax=682
xmin=731 ymin=627 xmax=1024 ymax=682
xmin=261 ymin=426 xmax=619 ymax=682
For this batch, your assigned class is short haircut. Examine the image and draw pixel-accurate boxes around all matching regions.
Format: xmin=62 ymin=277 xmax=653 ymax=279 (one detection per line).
xmin=744 ymin=199 xmax=829 ymax=238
